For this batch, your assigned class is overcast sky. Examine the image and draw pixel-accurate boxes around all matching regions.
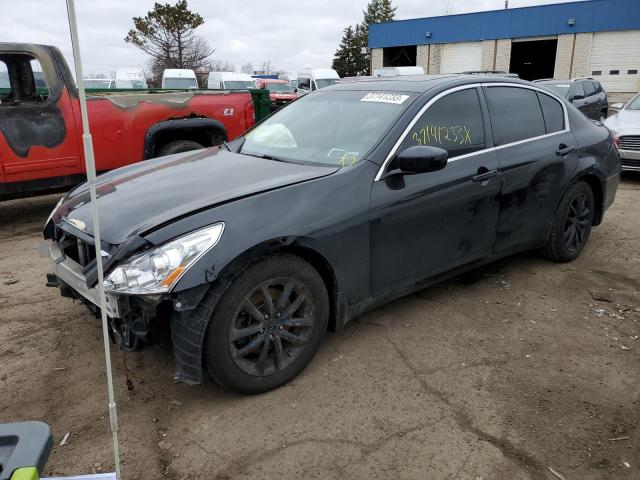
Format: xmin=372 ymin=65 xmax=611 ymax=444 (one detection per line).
xmin=3 ymin=0 xmax=582 ymax=76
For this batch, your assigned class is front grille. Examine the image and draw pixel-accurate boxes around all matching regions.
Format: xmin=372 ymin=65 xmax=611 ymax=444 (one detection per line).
xmin=55 ymin=228 xmax=96 ymax=267
xmin=619 ymin=135 xmax=640 ymax=151
xmin=621 ymin=158 xmax=640 ymax=169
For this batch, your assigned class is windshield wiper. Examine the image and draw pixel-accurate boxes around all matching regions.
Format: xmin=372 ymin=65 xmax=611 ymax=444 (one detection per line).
xmin=257 ymin=154 xmax=289 ymax=162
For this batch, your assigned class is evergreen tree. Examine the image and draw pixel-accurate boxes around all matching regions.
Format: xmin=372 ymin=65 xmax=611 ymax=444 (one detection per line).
xmin=332 ymin=0 xmax=396 ymax=77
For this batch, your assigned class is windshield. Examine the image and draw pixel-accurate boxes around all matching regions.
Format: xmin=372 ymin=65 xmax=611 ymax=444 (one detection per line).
xmin=164 ymin=78 xmax=197 ymax=89
xmin=315 ymin=78 xmax=340 ymax=89
xmin=84 ymin=79 xmax=113 ymax=89
xmin=538 ymin=82 xmax=570 ymax=98
xmin=625 ymin=94 xmax=640 ymax=110
xmin=240 ymin=90 xmax=414 ymax=166
xmin=224 ymin=80 xmax=254 ymax=89
xmin=266 ymin=83 xmax=294 ymax=93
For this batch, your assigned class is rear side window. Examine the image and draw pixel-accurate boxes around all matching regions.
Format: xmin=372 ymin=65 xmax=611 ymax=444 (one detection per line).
xmin=537 ymin=92 xmax=564 ymax=133
xmin=582 ymin=81 xmax=596 ymax=97
xmin=592 ymin=81 xmax=603 ymax=93
xmin=399 ymin=88 xmax=485 ymax=158
xmin=485 ymin=86 xmax=546 ymax=145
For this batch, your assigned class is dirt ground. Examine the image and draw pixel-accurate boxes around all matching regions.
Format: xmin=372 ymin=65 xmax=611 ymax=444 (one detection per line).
xmin=1 ymin=175 xmax=639 ymax=480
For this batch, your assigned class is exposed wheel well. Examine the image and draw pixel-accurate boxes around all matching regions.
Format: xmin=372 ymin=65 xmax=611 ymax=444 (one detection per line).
xmin=150 ymin=126 xmax=226 ymax=158
xmin=579 ymin=174 xmax=604 ymax=225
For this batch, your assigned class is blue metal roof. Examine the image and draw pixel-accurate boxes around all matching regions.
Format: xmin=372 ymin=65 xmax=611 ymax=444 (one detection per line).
xmin=369 ymin=0 xmax=640 ymax=48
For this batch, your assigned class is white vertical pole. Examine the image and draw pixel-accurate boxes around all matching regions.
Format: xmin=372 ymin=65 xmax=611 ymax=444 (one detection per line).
xmin=64 ymin=1 xmax=121 ymax=478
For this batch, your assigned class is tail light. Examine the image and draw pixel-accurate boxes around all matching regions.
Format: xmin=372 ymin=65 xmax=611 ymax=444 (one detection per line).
xmin=245 ymin=99 xmax=255 ymax=129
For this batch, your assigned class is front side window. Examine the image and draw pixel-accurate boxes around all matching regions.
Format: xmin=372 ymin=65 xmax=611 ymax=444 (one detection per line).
xmin=0 ymin=60 xmax=9 ymax=93
xmin=485 ymin=86 xmax=546 ymax=145
xmin=398 ymin=88 xmax=485 ymax=158
xmin=298 ymin=77 xmax=311 ymax=90
xmin=537 ymin=92 xmax=565 ymax=134
xmin=240 ymin=90 xmax=415 ymax=166
xmin=570 ymin=82 xmax=585 ymax=99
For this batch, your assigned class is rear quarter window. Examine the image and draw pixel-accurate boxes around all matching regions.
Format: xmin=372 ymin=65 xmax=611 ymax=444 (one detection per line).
xmin=537 ymin=92 xmax=565 ymax=133
xmin=485 ymin=86 xmax=546 ymax=145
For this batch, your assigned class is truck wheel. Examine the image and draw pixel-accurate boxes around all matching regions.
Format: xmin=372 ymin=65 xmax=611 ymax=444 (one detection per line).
xmin=203 ymin=254 xmax=329 ymax=394
xmin=542 ymin=181 xmax=594 ymax=262
xmin=157 ymin=140 xmax=204 ymax=157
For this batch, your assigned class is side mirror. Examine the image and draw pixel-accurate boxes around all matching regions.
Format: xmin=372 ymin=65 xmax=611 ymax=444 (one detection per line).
xmin=396 ymin=146 xmax=448 ymax=174
xmin=294 ymin=88 xmax=298 ymax=93
xmin=611 ymin=102 xmax=624 ymax=110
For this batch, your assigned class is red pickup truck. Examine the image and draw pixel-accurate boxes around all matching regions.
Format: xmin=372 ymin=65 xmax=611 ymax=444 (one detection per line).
xmin=0 ymin=43 xmax=255 ymax=199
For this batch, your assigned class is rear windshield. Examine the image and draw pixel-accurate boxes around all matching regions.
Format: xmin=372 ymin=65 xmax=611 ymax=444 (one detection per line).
xmin=164 ymin=78 xmax=197 ymax=89
xmin=315 ymin=78 xmax=340 ymax=89
xmin=537 ymin=82 xmax=570 ymax=98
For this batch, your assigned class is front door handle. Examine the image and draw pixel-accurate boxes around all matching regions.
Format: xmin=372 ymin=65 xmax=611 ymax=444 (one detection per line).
xmin=556 ymin=144 xmax=576 ymax=156
xmin=472 ymin=167 xmax=498 ymax=183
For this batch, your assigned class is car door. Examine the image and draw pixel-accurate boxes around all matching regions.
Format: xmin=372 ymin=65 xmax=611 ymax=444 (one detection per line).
xmin=369 ymin=85 xmax=501 ymax=297
xmin=0 ymin=52 xmax=81 ymax=187
xmin=483 ymin=84 xmax=579 ymax=254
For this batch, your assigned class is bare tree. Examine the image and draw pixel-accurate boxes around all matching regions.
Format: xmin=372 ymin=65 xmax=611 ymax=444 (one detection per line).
xmin=259 ymin=60 xmax=272 ymax=74
xmin=208 ymin=59 xmax=236 ymax=72
xmin=241 ymin=62 xmax=253 ymax=74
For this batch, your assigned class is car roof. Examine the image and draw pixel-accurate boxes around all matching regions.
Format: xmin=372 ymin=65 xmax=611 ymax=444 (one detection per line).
xmin=329 ymin=74 xmax=537 ymax=93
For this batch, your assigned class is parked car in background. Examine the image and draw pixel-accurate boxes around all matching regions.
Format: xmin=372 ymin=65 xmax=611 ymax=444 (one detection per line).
xmin=83 ymin=78 xmax=115 ymax=89
xmin=115 ymin=67 xmax=147 ymax=89
xmin=605 ymin=93 xmax=640 ymax=171
xmin=207 ymin=72 xmax=255 ymax=90
xmin=462 ymin=70 xmax=519 ymax=78
xmin=44 ymin=74 xmax=620 ymax=394
xmin=254 ymin=78 xmax=296 ymax=110
xmin=0 ymin=43 xmax=255 ymax=199
xmin=535 ymin=78 xmax=608 ymax=121
xmin=162 ymin=69 xmax=198 ymax=89
xmin=297 ymin=68 xmax=340 ymax=95
xmin=373 ymin=66 xmax=424 ymax=77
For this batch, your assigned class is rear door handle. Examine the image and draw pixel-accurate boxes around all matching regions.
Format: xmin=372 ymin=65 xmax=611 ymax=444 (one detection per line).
xmin=555 ymin=144 xmax=576 ymax=156
xmin=472 ymin=168 xmax=498 ymax=183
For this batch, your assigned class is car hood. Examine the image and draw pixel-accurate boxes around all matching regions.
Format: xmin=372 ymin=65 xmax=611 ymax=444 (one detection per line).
xmin=56 ymin=148 xmax=338 ymax=245
xmin=604 ymin=109 xmax=640 ymax=135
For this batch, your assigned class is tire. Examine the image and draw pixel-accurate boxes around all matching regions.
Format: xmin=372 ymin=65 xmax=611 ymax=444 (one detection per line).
xmin=599 ymin=109 xmax=608 ymax=122
xmin=203 ymin=254 xmax=329 ymax=394
xmin=157 ymin=139 xmax=205 ymax=157
xmin=543 ymin=181 xmax=594 ymax=262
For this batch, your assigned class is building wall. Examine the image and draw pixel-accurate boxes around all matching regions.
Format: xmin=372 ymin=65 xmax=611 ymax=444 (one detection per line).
xmin=495 ymin=39 xmax=512 ymax=72
xmin=371 ymin=48 xmax=383 ymax=70
xmin=554 ymin=32 xmax=593 ymax=78
xmin=416 ymin=45 xmax=430 ymax=73
xmin=429 ymin=44 xmax=441 ymax=74
xmin=481 ymin=40 xmax=496 ymax=70
xmin=571 ymin=32 xmax=593 ymax=77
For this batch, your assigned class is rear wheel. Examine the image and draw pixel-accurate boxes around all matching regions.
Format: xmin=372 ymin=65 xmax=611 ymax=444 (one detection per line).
xmin=543 ymin=181 xmax=594 ymax=262
xmin=204 ymin=254 xmax=329 ymax=394
xmin=157 ymin=139 xmax=205 ymax=157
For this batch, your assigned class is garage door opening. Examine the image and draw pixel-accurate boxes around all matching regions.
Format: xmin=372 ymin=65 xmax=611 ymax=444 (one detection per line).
xmin=509 ymin=39 xmax=557 ymax=81
xmin=383 ymin=46 xmax=417 ymax=67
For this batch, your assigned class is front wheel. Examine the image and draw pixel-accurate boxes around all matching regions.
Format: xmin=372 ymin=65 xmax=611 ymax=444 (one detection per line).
xmin=157 ymin=139 xmax=205 ymax=157
xmin=543 ymin=181 xmax=594 ymax=262
xmin=204 ymin=254 xmax=329 ymax=394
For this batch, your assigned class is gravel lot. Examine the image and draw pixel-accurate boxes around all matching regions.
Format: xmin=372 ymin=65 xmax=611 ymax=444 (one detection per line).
xmin=1 ymin=175 xmax=639 ymax=480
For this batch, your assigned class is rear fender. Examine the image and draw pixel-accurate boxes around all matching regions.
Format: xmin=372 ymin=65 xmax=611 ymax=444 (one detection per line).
xmin=143 ymin=117 xmax=227 ymax=159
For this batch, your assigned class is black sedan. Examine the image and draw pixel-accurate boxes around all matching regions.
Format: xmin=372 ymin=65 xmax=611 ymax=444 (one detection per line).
xmin=44 ymin=75 xmax=621 ymax=394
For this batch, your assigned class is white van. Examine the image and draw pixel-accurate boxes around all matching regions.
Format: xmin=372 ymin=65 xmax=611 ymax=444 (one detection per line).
xmin=373 ymin=66 xmax=425 ymax=78
xmin=116 ymin=67 xmax=147 ymax=89
xmin=296 ymin=68 xmax=340 ymax=95
xmin=161 ymin=69 xmax=198 ymax=89
xmin=278 ymin=72 xmax=298 ymax=90
xmin=207 ymin=72 xmax=255 ymax=90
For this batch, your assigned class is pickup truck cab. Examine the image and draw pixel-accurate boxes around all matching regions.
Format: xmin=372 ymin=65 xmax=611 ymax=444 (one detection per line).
xmin=254 ymin=78 xmax=296 ymax=110
xmin=0 ymin=43 xmax=255 ymax=199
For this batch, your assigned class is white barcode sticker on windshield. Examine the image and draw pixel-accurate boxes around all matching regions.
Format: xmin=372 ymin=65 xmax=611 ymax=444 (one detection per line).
xmin=361 ymin=92 xmax=409 ymax=104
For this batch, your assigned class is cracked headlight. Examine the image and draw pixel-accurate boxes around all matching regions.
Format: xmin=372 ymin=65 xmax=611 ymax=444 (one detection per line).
xmin=104 ymin=223 xmax=224 ymax=294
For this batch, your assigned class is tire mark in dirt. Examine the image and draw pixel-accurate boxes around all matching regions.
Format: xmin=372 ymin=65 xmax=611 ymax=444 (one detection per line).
xmin=383 ymin=329 xmax=547 ymax=480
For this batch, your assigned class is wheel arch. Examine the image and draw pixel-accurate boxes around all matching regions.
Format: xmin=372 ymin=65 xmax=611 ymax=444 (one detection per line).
xmin=143 ymin=117 xmax=228 ymax=159
xmin=576 ymin=172 xmax=604 ymax=226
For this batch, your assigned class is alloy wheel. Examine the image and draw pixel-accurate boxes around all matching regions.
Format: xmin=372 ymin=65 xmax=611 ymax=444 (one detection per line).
xmin=228 ymin=277 xmax=315 ymax=376
xmin=563 ymin=193 xmax=592 ymax=253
